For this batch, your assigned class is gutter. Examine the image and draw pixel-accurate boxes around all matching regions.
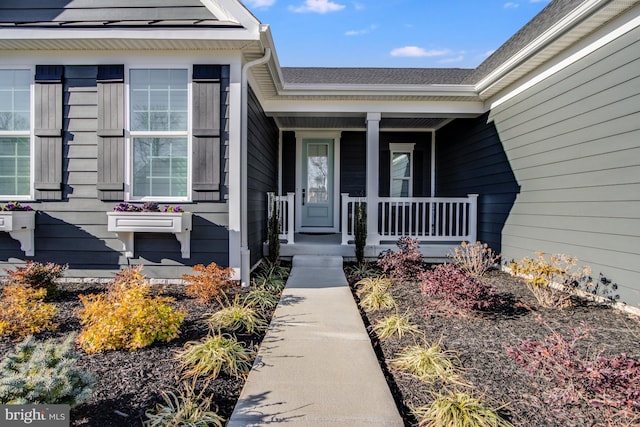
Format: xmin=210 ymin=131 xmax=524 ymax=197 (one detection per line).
xmin=240 ymin=46 xmax=272 ymax=287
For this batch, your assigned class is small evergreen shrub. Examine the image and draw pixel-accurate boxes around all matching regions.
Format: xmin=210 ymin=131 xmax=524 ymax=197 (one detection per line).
xmin=4 ymin=261 xmax=67 ymax=297
xmin=143 ymin=384 xmax=224 ymax=427
xmin=377 ymin=236 xmax=424 ymax=281
xmin=76 ymin=266 xmax=185 ymax=354
xmin=448 ymin=241 xmax=499 ymax=278
xmin=0 ymin=334 xmax=95 ymax=406
xmin=413 ymin=391 xmax=513 ymax=427
xmin=268 ymin=198 xmax=281 ymax=265
xmin=177 ymin=334 xmax=255 ymax=382
xmin=207 ymin=297 xmax=267 ymax=335
xmin=0 ymin=285 xmax=58 ymax=338
xmin=252 ymin=259 xmax=289 ymax=294
xmin=183 ymin=262 xmax=234 ymax=304
xmin=345 ymin=261 xmax=378 ymax=284
xmin=354 ymin=201 xmax=367 ymax=266
xmin=419 ymin=263 xmax=499 ymax=313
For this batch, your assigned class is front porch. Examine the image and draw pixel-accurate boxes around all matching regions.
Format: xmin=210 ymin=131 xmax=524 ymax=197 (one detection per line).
xmin=266 ymin=192 xmax=477 ymax=261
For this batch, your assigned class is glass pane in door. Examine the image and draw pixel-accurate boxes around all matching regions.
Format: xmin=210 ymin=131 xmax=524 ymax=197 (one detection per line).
xmin=306 ymin=143 xmax=329 ymax=204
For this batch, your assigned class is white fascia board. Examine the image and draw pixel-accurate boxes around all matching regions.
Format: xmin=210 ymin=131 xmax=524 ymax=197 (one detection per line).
xmin=278 ymin=84 xmax=477 ymax=98
xmin=262 ymin=99 xmax=485 ymax=116
xmin=475 ymin=0 xmax=607 ymax=94
xmin=0 ymin=27 xmax=259 ymax=42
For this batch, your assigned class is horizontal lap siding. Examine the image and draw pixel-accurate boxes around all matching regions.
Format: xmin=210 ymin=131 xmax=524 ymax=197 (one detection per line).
xmin=437 ymin=114 xmax=520 ymax=253
xmin=489 ymin=24 xmax=640 ymax=304
xmin=340 ymin=132 xmax=366 ymax=196
xmin=0 ymin=65 xmax=230 ymax=279
xmin=247 ymin=87 xmax=278 ymax=267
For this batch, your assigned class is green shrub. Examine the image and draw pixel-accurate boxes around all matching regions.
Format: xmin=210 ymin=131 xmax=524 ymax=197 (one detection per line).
xmin=354 ymin=201 xmax=367 ymax=266
xmin=183 ymin=262 xmax=235 ymax=304
xmin=207 ymin=297 xmax=268 ymax=335
xmin=354 ymin=275 xmax=392 ymax=296
xmin=143 ymin=384 xmax=224 ymax=427
xmin=243 ymin=288 xmax=280 ymax=311
xmin=390 ymin=342 xmax=463 ymax=385
xmin=345 ymin=261 xmax=378 ymax=284
xmin=252 ymin=259 xmax=289 ymax=294
xmin=372 ymin=313 xmax=421 ymax=340
xmin=359 ymin=288 xmax=396 ymax=313
xmin=4 ymin=261 xmax=67 ymax=297
xmin=0 ymin=334 xmax=95 ymax=407
xmin=413 ymin=391 xmax=512 ymax=427
xmin=177 ymin=334 xmax=255 ymax=382
xmin=268 ymin=198 xmax=281 ymax=265
xmin=0 ymin=285 xmax=57 ymax=339
xmin=77 ymin=266 xmax=185 ymax=354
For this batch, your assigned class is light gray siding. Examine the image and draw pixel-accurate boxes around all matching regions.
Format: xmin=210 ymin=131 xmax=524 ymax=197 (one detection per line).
xmin=0 ymin=65 xmax=230 ymax=279
xmin=488 ymin=24 xmax=640 ymax=303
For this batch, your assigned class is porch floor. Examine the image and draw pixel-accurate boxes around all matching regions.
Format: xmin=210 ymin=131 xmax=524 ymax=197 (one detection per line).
xmin=269 ymin=233 xmax=457 ymax=261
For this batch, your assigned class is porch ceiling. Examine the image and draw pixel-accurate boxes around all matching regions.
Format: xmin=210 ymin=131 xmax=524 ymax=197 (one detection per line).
xmin=274 ymin=116 xmax=456 ymax=130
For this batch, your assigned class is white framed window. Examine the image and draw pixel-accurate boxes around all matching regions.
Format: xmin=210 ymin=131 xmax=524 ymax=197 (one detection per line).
xmin=389 ymin=143 xmax=415 ymax=198
xmin=0 ymin=69 xmax=32 ymax=200
xmin=128 ymin=68 xmax=190 ymax=200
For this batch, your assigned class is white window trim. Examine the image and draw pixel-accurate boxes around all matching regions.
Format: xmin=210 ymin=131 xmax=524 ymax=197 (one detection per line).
xmin=389 ymin=143 xmax=415 ymax=198
xmin=0 ymin=66 xmax=35 ymax=201
xmin=124 ymin=65 xmax=193 ymax=202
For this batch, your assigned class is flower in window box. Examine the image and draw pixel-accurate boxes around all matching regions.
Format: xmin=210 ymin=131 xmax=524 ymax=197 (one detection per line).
xmin=163 ymin=205 xmax=184 ymax=213
xmin=113 ymin=203 xmax=142 ymax=212
xmin=0 ymin=202 xmax=33 ymax=212
xmin=142 ymin=202 xmax=160 ymax=212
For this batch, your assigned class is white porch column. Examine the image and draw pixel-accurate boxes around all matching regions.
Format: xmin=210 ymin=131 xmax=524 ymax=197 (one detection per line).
xmin=366 ymin=113 xmax=381 ymax=246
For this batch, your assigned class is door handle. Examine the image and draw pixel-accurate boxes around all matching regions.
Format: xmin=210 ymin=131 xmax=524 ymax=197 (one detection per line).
xmin=302 ymin=188 xmax=306 ymax=206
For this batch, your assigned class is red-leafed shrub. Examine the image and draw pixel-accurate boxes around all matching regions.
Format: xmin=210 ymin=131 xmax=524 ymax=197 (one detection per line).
xmin=377 ymin=237 xmax=424 ymax=282
xmin=419 ymin=263 xmax=499 ymax=312
xmin=506 ymin=318 xmax=640 ymax=418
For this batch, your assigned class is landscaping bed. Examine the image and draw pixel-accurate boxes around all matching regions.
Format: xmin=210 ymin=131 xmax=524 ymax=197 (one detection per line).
xmin=0 ymin=262 xmax=285 ymax=427
xmin=351 ymin=267 xmax=640 ymax=426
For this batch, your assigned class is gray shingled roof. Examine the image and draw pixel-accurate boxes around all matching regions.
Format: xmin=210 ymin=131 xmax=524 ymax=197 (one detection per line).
xmin=0 ymin=0 xmax=240 ymax=28
xmin=281 ymin=67 xmax=474 ymax=85
xmin=463 ymin=0 xmax=585 ymax=84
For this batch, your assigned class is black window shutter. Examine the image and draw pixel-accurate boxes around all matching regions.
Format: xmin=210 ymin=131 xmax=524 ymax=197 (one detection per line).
xmin=96 ymin=65 xmax=125 ymax=200
xmin=34 ymin=65 xmax=64 ymax=200
xmin=192 ymin=64 xmax=223 ymax=201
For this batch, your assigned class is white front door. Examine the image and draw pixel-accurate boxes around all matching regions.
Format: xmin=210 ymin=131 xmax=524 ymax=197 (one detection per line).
xmin=296 ymin=132 xmax=341 ymax=232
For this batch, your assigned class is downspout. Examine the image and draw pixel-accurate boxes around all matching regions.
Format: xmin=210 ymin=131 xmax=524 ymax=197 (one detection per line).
xmin=240 ymin=47 xmax=271 ymax=287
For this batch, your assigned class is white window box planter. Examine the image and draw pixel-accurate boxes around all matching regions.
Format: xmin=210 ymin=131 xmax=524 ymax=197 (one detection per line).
xmin=0 ymin=210 xmax=36 ymax=256
xmin=107 ymin=212 xmax=193 ymax=259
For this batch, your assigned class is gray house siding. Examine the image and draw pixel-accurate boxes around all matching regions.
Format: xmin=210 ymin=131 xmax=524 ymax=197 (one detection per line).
xmin=340 ymin=131 xmax=366 ymax=196
xmin=247 ymin=86 xmax=279 ymax=267
xmin=0 ymin=65 xmax=230 ymax=279
xmin=488 ymin=24 xmax=640 ymax=303
xmin=436 ymin=114 xmax=520 ymax=253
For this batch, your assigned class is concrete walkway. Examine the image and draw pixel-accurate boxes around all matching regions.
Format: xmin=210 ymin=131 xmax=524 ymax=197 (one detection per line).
xmin=228 ymin=255 xmax=403 ymax=427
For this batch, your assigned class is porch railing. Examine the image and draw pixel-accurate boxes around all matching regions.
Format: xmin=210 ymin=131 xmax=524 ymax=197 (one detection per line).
xmin=267 ymin=192 xmax=295 ymax=243
xmin=341 ymin=194 xmax=478 ymax=245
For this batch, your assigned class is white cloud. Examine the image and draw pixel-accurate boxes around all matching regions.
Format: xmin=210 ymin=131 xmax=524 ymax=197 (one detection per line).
xmin=244 ymin=0 xmax=276 ymax=8
xmin=390 ymin=46 xmax=450 ymax=58
xmin=345 ymin=24 xmax=377 ymax=36
xmin=504 ymin=2 xmax=519 ymax=8
xmin=290 ymin=0 xmax=346 ymax=13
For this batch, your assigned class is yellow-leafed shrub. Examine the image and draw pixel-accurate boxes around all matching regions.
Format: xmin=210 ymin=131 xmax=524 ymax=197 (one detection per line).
xmin=76 ymin=267 xmax=185 ymax=354
xmin=183 ymin=262 xmax=234 ymax=304
xmin=0 ymin=285 xmax=58 ymax=338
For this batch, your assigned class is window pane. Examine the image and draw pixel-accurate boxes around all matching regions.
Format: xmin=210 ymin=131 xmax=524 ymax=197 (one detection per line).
xmin=0 ymin=137 xmax=30 ymax=196
xmin=392 ymin=153 xmax=411 ymax=179
xmin=391 ymin=179 xmax=410 ymax=198
xmin=306 ymin=143 xmax=329 ymax=204
xmin=0 ymin=70 xmax=30 ymax=131
xmin=132 ymin=137 xmax=188 ymax=198
xmin=130 ymin=69 xmax=187 ymax=132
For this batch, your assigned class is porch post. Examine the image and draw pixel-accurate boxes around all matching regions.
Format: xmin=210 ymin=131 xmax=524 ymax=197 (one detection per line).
xmin=366 ymin=113 xmax=381 ymax=246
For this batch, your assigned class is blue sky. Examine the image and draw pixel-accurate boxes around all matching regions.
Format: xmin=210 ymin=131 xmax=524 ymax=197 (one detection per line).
xmin=243 ymin=0 xmax=552 ymax=69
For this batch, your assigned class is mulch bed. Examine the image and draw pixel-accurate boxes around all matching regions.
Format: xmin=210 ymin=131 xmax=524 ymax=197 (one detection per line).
xmin=0 ymin=283 xmax=270 ymax=427
xmin=351 ymin=267 xmax=640 ymax=427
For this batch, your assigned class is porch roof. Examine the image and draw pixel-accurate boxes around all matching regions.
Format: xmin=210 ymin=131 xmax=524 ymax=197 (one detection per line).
xmin=281 ymin=67 xmax=473 ymax=85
